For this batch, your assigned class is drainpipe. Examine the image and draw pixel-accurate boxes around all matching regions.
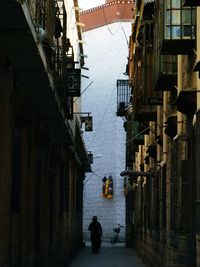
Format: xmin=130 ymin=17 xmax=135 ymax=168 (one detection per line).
xmin=157 ymin=106 xmax=162 ymax=240
xmin=162 ymin=92 xmax=168 ymax=165
xmin=144 ymin=133 xmax=149 ymax=174
xmin=157 ymin=106 xmax=161 ymax=168
xmin=138 ymin=145 xmax=142 ymax=177
xmin=177 ymin=55 xmax=185 ymax=256
xmin=163 ymin=91 xmax=170 ymax=246
xmin=177 ymin=55 xmax=183 ymax=135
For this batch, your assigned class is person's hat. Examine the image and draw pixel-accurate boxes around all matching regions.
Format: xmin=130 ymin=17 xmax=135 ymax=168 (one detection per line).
xmin=92 ymin=216 xmax=97 ymax=220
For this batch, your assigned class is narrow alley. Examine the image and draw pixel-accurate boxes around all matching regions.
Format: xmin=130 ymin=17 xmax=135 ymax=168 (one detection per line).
xmin=1 ymin=0 xmax=200 ymax=267
xmin=69 ymin=243 xmax=146 ymax=267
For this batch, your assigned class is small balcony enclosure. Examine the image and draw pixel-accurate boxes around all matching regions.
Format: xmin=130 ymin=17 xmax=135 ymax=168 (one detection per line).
xmin=153 ymin=55 xmax=177 ymax=91
xmin=130 ymin=121 xmax=145 ymax=146
xmin=116 ymin=80 xmax=131 ymax=117
xmin=160 ymin=0 xmax=196 ymax=54
xmin=154 ymin=3 xmax=178 ymax=90
xmin=132 ymin=3 xmax=163 ymax=122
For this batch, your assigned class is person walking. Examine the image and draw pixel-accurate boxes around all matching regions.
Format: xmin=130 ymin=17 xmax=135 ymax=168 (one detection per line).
xmin=88 ymin=216 xmax=102 ymax=253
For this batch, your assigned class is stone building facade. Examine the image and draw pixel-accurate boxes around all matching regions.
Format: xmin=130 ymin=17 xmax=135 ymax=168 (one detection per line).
xmin=119 ymin=0 xmax=200 ymax=266
xmin=0 ymin=1 xmax=90 ymax=267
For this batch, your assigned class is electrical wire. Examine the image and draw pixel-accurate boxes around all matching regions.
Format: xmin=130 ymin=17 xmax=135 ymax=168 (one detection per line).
xmin=84 ymin=170 xmax=116 ymax=185
xmin=87 ymin=86 xmax=115 ymax=149
xmin=84 ymin=170 xmax=102 ymax=184
xmin=87 ymin=60 xmax=128 ymax=149
xmin=73 ymin=81 xmax=93 ymax=103
xmin=122 ymin=26 xmax=129 ymax=47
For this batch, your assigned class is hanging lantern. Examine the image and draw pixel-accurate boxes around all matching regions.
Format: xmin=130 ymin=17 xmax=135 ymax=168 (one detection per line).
xmin=85 ymin=116 xmax=93 ymax=131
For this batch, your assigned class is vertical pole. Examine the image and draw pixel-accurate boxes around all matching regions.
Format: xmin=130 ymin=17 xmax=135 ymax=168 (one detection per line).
xmin=177 ymin=55 xmax=183 ymax=135
xmin=163 ymin=91 xmax=170 ymax=244
xmin=162 ymin=92 xmax=168 ymax=165
xmin=62 ymin=2 xmax=67 ymax=80
xmin=157 ymin=106 xmax=162 ymax=239
xmin=157 ymin=106 xmax=161 ymax=167
xmin=197 ymin=7 xmax=200 ymax=111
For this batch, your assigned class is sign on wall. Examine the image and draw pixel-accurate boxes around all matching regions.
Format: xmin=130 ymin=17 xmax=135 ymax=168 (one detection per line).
xmin=85 ymin=116 xmax=93 ymax=131
xmin=66 ymin=69 xmax=81 ymax=96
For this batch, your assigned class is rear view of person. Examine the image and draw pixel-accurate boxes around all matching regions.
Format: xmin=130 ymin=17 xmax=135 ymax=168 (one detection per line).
xmin=88 ymin=216 xmax=102 ymax=253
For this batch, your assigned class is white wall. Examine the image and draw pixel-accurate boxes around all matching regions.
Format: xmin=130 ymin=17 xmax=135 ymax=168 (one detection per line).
xmin=81 ymin=21 xmax=131 ymax=241
xmin=64 ymin=0 xmax=81 ymax=65
xmin=79 ymin=0 xmax=106 ymax=11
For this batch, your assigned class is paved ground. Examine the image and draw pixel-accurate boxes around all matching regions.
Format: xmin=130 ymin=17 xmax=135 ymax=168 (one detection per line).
xmin=69 ymin=243 xmax=146 ymax=267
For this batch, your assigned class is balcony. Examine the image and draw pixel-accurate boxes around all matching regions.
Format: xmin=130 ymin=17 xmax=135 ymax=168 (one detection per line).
xmin=160 ymin=0 xmax=196 ymax=54
xmin=153 ymin=2 xmax=177 ymax=90
xmin=134 ymin=52 xmax=161 ymax=120
xmin=116 ymin=79 xmax=131 ymax=117
xmin=153 ymin=55 xmax=177 ymax=91
xmin=133 ymin=15 xmax=162 ymax=122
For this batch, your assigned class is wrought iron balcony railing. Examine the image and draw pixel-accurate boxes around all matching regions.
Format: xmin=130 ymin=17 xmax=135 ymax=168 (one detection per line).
xmin=116 ymin=79 xmax=131 ymax=117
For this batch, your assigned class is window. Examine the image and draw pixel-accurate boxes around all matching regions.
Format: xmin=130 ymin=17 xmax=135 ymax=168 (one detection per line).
xmin=164 ymin=0 xmax=196 ymax=40
xmin=172 ymin=0 xmax=181 ymax=8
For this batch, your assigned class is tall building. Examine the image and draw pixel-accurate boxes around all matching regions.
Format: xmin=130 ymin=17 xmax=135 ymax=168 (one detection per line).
xmin=120 ymin=0 xmax=200 ymax=266
xmin=80 ymin=0 xmax=134 ymax=240
xmin=0 ymin=1 xmax=90 ymax=266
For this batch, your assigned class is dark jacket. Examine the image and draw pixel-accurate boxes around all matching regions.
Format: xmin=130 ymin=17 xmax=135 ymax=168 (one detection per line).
xmin=88 ymin=221 xmax=102 ymax=239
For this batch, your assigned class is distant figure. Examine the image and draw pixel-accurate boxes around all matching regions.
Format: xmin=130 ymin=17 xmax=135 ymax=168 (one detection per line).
xmin=88 ymin=216 xmax=102 ymax=253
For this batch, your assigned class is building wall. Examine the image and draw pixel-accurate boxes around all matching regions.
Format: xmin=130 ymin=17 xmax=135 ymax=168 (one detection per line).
xmin=0 ymin=3 xmax=87 ymax=263
xmin=81 ymin=21 xmax=131 ymax=241
xmin=0 ymin=61 xmax=12 ymax=267
xmin=126 ymin=1 xmax=200 ymax=267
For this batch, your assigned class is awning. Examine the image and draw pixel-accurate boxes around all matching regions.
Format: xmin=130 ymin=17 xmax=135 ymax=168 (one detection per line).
xmin=147 ymin=144 xmax=156 ymax=158
xmin=153 ymin=73 xmax=177 ymax=91
xmin=120 ymin=170 xmax=154 ymax=177
xmin=175 ymin=89 xmax=196 ymax=116
xmin=164 ymin=114 xmax=177 ymax=138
